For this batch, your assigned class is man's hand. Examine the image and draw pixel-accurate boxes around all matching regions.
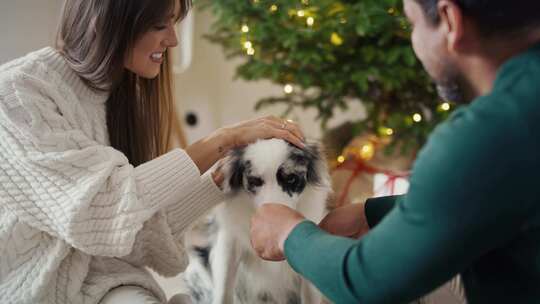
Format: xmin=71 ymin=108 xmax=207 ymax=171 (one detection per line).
xmin=250 ymin=204 xmax=306 ymax=261
xmin=319 ymin=202 xmax=370 ymax=239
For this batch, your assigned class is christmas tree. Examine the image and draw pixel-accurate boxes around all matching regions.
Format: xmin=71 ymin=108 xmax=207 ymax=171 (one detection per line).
xmin=199 ymin=0 xmax=454 ymax=154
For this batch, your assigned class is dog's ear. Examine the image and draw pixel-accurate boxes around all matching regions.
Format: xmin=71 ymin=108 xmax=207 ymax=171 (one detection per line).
xmin=288 ymin=141 xmax=326 ymax=185
xmin=303 ymin=143 xmax=322 ymax=185
xmin=222 ymin=148 xmax=245 ymax=193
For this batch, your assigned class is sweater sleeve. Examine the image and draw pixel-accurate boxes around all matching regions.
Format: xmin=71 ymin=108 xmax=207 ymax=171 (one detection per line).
xmin=122 ymin=171 xmax=225 ymax=276
xmin=284 ymin=105 xmax=538 ymax=303
xmin=0 ymin=71 xmax=208 ymax=258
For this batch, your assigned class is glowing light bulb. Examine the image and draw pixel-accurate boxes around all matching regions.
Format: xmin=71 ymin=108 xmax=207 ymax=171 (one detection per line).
xmin=306 ymin=17 xmax=315 ymax=26
xmin=413 ymin=113 xmax=422 ymax=122
xmin=331 ymin=32 xmax=343 ymax=46
xmin=441 ymin=102 xmax=451 ymax=111
xmin=247 ymin=48 xmax=255 ymax=56
xmin=337 ymin=156 xmax=346 ymax=163
xmin=284 ymin=84 xmax=294 ymax=94
xmin=244 ymin=41 xmax=252 ymax=49
xmin=270 ymin=4 xmax=278 ymax=12
xmin=360 ymin=143 xmax=375 ymax=160
xmin=297 ymin=10 xmax=305 ymax=17
xmin=378 ymin=127 xmax=394 ymax=136
xmin=241 ymin=25 xmax=249 ymax=33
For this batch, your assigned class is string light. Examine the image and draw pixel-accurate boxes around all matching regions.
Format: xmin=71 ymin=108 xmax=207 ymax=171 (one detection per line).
xmin=441 ymin=102 xmax=451 ymax=111
xmin=379 ymin=127 xmax=394 ymax=136
xmin=360 ymin=143 xmax=375 ymax=160
xmin=209 ymin=1 xmax=444 ymax=151
xmin=284 ymin=84 xmax=294 ymax=94
xmin=337 ymin=155 xmax=346 ymax=163
xmin=331 ymin=32 xmax=343 ymax=46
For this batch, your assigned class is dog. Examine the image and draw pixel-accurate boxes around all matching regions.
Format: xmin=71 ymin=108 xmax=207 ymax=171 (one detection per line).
xmin=182 ymin=138 xmax=332 ymax=304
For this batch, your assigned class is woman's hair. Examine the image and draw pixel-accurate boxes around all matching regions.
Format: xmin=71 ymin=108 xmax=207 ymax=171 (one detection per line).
xmin=56 ymin=0 xmax=191 ymax=166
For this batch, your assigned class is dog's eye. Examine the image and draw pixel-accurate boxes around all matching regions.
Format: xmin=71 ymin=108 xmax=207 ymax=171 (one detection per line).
xmin=286 ymin=174 xmax=299 ymax=185
xmin=247 ymin=177 xmax=264 ymax=187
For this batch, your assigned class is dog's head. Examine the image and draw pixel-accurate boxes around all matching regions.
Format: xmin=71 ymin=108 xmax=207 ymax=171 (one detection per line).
xmin=222 ymin=139 xmax=330 ymax=210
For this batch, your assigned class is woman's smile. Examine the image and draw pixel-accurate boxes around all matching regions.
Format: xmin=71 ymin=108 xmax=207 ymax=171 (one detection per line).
xmin=150 ymin=51 xmax=164 ymax=64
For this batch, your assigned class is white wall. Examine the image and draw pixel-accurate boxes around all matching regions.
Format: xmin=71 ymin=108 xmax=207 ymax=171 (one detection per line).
xmin=0 ymin=0 xmax=63 ymax=64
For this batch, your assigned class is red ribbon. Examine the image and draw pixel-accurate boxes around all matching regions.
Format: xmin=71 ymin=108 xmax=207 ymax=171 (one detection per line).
xmin=332 ymin=157 xmax=410 ymax=208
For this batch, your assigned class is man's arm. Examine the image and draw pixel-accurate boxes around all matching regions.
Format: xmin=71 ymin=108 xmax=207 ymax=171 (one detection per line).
xmin=284 ymin=107 xmax=535 ymax=303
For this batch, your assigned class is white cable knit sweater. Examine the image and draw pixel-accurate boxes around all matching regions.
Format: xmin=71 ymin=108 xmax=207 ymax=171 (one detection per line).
xmin=0 ymin=47 xmax=225 ymax=304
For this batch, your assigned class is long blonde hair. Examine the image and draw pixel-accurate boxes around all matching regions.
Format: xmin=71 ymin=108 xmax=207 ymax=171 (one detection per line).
xmin=56 ymin=0 xmax=190 ymax=166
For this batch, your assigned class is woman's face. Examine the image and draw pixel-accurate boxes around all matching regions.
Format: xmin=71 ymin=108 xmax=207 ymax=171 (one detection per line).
xmin=124 ymin=0 xmax=181 ymax=79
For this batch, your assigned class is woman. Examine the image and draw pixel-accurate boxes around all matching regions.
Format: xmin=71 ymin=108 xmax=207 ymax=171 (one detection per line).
xmin=0 ymin=0 xmax=304 ymax=303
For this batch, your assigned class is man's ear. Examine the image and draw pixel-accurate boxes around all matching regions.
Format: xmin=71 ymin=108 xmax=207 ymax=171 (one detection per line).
xmin=438 ymin=0 xmax=465 ymax=53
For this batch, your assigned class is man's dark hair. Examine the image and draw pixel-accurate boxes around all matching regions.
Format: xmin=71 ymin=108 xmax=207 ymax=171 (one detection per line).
xmin=415 ymin=0 xmax=540 ymax=36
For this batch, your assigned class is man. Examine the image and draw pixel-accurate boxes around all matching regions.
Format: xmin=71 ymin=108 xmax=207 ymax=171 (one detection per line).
xmin=250 ymin=0 xmax=540 ymax=303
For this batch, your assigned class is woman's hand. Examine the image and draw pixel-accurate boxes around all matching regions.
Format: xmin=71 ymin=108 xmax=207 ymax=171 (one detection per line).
xmin=318 ymin=202 xmax=370 ymax=239
xmin=250 ymin=203 xmax=306 ymax=261
xmin=222 ymin=116 xmax=305 ymax=150
xmin=186 ymin=116 xmax=305 ymax=174
xmin=211 ymin=163 xmax=225 ymax=189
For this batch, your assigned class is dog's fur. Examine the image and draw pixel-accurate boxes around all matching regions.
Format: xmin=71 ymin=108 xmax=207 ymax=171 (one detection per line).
xmin=182 ymin=139 xmax=332 ymax=304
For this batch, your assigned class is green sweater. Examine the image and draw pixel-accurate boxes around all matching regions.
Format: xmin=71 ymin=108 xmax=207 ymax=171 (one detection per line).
xmin=285 ymin=42 xmax=540 ymax=304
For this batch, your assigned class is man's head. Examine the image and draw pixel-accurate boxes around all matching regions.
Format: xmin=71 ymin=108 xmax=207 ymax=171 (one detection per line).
xmin=404 ymin=0 xmax=540 ymax=103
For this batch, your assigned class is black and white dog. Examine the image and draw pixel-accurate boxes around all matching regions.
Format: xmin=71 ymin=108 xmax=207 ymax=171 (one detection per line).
xmin=182 ymin=139 xmax=332 ymax=304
